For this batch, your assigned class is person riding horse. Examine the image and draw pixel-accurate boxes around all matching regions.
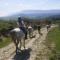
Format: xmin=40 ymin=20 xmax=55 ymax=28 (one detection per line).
xmin=10 ymin=17 xmax=27 ymax=54
xmin=28 ymin=23 xmax=34 ymax=38
xmin=17 ymin=17 xmax=27 ymax=39
xmin=37 ymin=24 xmax=42 ymax=35
xmin=46 ymin=24 xmax=51 ymax=31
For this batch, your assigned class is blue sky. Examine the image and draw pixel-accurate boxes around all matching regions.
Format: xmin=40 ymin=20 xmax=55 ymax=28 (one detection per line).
xmin=0 ymin=0 xmax=60 ymax=16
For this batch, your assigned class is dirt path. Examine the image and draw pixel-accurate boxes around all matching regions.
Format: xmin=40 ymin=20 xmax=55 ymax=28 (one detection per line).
xmin=6 ymin=27 xmax=48 ymax=60
xmin=0 ymin=25 xmax=56 ymax=60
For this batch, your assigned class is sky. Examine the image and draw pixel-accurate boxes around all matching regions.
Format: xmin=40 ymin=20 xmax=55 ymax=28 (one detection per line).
xmin=0 ymin=0 xmax=60 ymax=17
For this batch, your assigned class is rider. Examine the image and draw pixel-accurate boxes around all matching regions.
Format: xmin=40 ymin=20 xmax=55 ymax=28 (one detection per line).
xmin=17 ymin=17 xmax=27 ymax=39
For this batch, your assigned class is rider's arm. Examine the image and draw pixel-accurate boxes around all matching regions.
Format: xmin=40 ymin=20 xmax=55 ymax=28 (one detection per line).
xmin=17 ymin=22 xmax=20 ymax=27
xmin=21 ymin=20 xmax=25 ymax=27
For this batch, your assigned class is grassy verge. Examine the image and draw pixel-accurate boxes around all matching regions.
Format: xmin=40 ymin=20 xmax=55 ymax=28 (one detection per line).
xmin=46 ymin=27 xmax=60 ymax=60
xmin=35 ymin=27 xmax=60 ymax=60
xmin=0 ymin=37 xmax=12 ymax=48
xmin=47 ymin=27 xmax=60 ymax=52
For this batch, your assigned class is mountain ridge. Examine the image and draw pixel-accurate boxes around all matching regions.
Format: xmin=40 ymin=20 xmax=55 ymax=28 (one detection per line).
xmin=0 ymin=10 xmax=60 ymax=20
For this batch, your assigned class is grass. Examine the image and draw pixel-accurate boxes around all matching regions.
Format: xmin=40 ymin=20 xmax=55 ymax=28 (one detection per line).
xmin=35 ymin=26 xmax=60 ymax=60
xmin=47 ymin=27 xmax=60 ymax=52
xmin=0 ymin=37 xmax=12 ymax=48
xmin=46 ymin=27 xmax=60 ymax=60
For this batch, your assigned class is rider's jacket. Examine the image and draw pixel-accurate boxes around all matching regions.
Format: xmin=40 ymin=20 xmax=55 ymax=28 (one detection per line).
xmin=17 ymin=19 xmax=25 ymax=28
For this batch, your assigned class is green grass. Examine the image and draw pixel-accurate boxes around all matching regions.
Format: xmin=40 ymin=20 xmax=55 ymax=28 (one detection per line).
xmin=35 ymin=27 xmax=60 ymax=60
xmin=47 ymin=27 xmax=60 ymax=52
xmin=0 ymin=37 xmax=12 ymax=48
xmin=46 ymin=27 xmax=60 ymax=60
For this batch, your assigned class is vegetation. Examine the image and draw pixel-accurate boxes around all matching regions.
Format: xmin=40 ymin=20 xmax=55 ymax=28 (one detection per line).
xmin=46 ymin=26 xmax=60 ymax=60
xmin=0 ymin=37 xmax=12 ymax=48
xmin=0 ymin=20 xmax=17 ymax=30
xmin=47 ymin=27 xmax=60 ymax=52
xmin=0 ymin=20 xmax=17 ymax=48
xmin=35 ymin=26 xmax=60 ymax=60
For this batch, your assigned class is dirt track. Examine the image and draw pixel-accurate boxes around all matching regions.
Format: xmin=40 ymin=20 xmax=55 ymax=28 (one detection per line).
xmin=0 ymin=25 xmax=56 ymax=60
xmin=7 ymin=27 xmax=48 ymax=60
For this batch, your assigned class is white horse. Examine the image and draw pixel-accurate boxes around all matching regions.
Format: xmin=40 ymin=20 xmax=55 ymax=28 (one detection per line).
xmin=46 ymin=25 xmax=51 ymax=31
xmin=10 ymin=28 xmax=25 ymax=54
xmin=28 ymin=25 xmax=35 ymax=38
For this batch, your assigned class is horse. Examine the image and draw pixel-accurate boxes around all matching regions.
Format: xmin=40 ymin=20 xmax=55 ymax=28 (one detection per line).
xmin=10 ymin=28 xmax=26 ymax=54
xmin=46 ymin=25 xmax=51 ymax=31
xmin=27 ymin=25 xmax=34 ymax=38
xmin=37 ymin=25 xmax=42 ymax=36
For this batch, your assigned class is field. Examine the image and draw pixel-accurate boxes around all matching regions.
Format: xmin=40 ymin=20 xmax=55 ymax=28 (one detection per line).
xmin=46 ymin=26 xmax=60 ymax=60
xmin=0 ymin=20 xmax=16 ymax=48
xmin=47 ymin=27 xmax=60 ymax=52
xmin=0 ymin=37 xmax=12 ymax=48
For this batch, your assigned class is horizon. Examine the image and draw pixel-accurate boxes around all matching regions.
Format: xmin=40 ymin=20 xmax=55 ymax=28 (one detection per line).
xmin=0 ymin=0 xmax=60 ymax=17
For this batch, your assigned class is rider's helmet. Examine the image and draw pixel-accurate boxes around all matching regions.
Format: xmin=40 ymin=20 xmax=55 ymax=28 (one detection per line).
xmin=18 ymin=16 xmax=22 ymax=23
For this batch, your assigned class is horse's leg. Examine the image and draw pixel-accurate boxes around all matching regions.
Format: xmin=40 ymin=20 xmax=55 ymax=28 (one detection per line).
xmin=23 ymin=39 xmax=25 ymax=49
xmin=29 ymin=29 xmax=32 ymax=38
xmin=13 ymin=39 xmax=18 ymax=54
xmin=20 ymin=39 xmax=21 ymax=50
xmin=47 ymin=27 xmax=48 ymax=31
xmin=15 ymin=39 xmax=18 ymax=54
xmin=29 ymin=31 xmax=31 ymax=38
xmin=31 ymin=29 xmax=33 ymax=37
xmin=28 ymin=29 xmax=30 ymax=38
xmin=15 ymin=43 xmax=17 ymax=54
xmin=12 ymin=37 xmax=18 ymax=54
xmin=14 ymin=38 xmax=19 ymax=54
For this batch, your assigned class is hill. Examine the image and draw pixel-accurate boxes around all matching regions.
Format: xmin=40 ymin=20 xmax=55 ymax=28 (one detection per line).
xmin=0 ymin=10 xmax=60 ymax=21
